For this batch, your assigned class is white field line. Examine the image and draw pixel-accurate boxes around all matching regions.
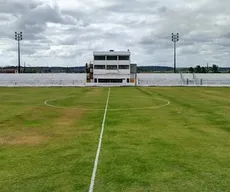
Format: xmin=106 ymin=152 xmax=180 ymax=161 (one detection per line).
xmin=44 ymin=98 xmax=104 ymax=111
xmin=89 ymin=88 xmax=111 ymax=192
xmin=44 ymin=96 xmax=170 ymax=111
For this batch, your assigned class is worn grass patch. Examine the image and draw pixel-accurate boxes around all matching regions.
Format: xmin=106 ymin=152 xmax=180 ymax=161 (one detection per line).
xmin=0 ymin=135 xmax=49 ymax=145
xmin=0 ymin=87 xmax=108 ymax=192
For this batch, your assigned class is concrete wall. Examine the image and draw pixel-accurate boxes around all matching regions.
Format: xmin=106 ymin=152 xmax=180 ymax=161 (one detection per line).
xmin=195 ymin=73 xmax=230 ymax=80
xmin=0 ymin=73 xmax=86 ymax=87
xmin=138 ymin=73 xmax=230 ymax=86
xmin=1 ymin=73 xmax=230 ymax=87
xmin=137 ymin=73 xmax=183 ymax=86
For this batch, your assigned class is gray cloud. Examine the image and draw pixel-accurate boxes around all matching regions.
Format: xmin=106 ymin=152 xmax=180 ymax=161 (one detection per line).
xmin=0 ymin=0 xmax=230 ymax=67
xmin=104 ymin=0 xmax=158 ymax=14
xmin=0 ymin=0 xmax=42 ymax=15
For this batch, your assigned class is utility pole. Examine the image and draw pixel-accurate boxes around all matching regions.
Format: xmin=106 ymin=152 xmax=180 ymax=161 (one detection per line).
xmin=172 ymin=33 xmax=179 ymax=73
xmin=15 ymin=32 xmax=23 ymax=73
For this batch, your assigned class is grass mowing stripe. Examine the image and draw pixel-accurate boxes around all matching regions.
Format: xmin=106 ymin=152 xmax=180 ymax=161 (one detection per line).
xmin=89 ymin=88 xmax=111 ymax=192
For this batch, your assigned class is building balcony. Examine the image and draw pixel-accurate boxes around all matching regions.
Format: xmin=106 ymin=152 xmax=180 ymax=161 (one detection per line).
xmin=93 ymin=69 xmax=130 ymax=75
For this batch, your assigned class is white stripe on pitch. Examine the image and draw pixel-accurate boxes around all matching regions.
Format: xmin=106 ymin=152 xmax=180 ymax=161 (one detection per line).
xmin=89 ymin=88 xmax=111 ymax=192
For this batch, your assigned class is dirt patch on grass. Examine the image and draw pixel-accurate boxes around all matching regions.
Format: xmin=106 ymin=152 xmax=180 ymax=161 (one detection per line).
xmin=86 ymin=87 xmax=101 ymax=96
xmin=0 ymin=135 xmax=49 ymax=145
xmin=53 ymin=109 xmax=86 ymax=138
xmin=0 ymin=108 xmax=85 ymax=145
xmin=55 ymin=109 xmax=84 ymax=127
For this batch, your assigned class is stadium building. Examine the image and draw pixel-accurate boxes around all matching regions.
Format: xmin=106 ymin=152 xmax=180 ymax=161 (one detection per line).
xmin=86 ymin=50 xmax=137 ymax=84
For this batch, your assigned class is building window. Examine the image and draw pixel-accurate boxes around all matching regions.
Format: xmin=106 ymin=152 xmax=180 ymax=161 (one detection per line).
xmin=127 ymin=78 xmax=130 ymax=83
xmin=119 ymin=56 xmax=130 ymax=60
xmin=119 ymin=65 xmax=129 ymax=69
xmin=94 ymin=65 xmax=106 ymax=69
xmin=107 ymin=56 xmax=117 ymax=60
xmin=107 ymin=65 xmax=117 ymax=70
xmin=94 ymin=56 xmax=106 ymax=60
xmin=98 ymin=79 xmax=123 ymax=83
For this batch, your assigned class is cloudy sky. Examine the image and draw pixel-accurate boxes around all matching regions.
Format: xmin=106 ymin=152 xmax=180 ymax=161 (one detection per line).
xmin=0 ymin=0 xmax=230 ymax=67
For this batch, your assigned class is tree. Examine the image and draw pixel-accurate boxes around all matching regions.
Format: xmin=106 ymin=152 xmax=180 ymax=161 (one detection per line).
xmin=188 ymin=67 xmax=194 ymax=73
xmin=201 ymin=66 xmax=207 ymax=73
xmin=194 ymin=65 xmax=201 ymax=73
xmin=212 ymin=64 xmax=219 ymax=73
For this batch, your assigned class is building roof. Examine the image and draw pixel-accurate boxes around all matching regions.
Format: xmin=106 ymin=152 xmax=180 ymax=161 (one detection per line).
xmin=93 ymin=50 xmax=130 ymax=56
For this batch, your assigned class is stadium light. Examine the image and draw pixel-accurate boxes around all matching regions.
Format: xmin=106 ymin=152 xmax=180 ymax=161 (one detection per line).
xmin=15 ymin=32 xmax=23 ymax=73
xmin=172 ymin=33 xmax=179 ymax=73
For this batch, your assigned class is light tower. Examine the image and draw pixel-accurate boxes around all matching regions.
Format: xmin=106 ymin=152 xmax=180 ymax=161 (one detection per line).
xmin=172 ymin=33 xmax=179 ymax=73
xmin=15 ymin=32 xmax=23 ymax=73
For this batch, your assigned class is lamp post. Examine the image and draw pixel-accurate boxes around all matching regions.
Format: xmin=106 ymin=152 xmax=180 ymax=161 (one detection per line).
xmin=172 ymin=33 xmax=179 ymax=73
xmin=15 ymin=32 xmax=23 ymax=73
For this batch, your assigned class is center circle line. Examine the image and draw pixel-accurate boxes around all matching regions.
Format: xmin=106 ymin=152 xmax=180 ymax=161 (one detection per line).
xmin=44 ymin=96 xmax=170 ymax=111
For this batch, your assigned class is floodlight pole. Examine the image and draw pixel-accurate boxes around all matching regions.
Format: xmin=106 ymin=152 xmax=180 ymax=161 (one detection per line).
xmin=174 ymin=41 xmax=176 ymax=73
xmin=18 ymin=39 xmax=20 ymax=73
xmin=172 ymin=33 xmax=179 ymax=73
xmin=15 ymin=32 xmax=23 ymax=73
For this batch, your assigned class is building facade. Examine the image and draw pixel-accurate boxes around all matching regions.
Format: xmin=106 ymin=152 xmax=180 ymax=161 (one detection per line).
xmin=86 ymin=50 xmax=136 ymax=84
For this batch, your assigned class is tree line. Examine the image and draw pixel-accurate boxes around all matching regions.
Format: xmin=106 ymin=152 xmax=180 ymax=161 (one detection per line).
xmin=1 ymin=65 xmax=230 ymax=73
xmin=188 ymin=64 xmax=221 ymax=73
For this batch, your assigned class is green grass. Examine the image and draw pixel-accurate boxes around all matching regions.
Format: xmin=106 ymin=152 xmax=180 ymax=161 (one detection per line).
xmin=0 ymin=87 xmax=230 ymax=192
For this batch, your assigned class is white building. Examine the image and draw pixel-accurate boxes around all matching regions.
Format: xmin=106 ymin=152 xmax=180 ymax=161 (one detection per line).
xmin=86 ymin=50 xmax=136 ymax=84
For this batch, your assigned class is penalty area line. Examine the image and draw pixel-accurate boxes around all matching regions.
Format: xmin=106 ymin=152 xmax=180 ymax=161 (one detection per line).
xmin=89 ymin=88 xmax=111 ymax=192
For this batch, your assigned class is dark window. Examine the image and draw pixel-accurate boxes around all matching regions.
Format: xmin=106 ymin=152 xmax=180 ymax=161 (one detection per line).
xmin=119 ymin=65 xmax=129 ymax=69
xmin=107 ymin=65 xmax=117 ymax=70
xmin=94 ymin=65 xmax=106 ymax=69
xmin=107 ymin=56 xmax=117 ymax=60
xmin=119 ymin=56 xmax=130 ymax=60
xmin=94 ymin=56 xmax=106 ymax=60
xmin=98 ymin=79 xmax=122 ymax=83
xmin=127 ymin=78 xmax=130 ymax=83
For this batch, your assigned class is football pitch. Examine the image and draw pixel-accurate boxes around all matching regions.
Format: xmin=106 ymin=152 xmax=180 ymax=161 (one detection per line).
xmin=0 ymin=87 xmax=230 ymax=192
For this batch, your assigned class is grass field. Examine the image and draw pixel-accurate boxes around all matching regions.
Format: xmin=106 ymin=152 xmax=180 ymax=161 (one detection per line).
xmin=0 ymin=87 xmax=230 ymax=192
